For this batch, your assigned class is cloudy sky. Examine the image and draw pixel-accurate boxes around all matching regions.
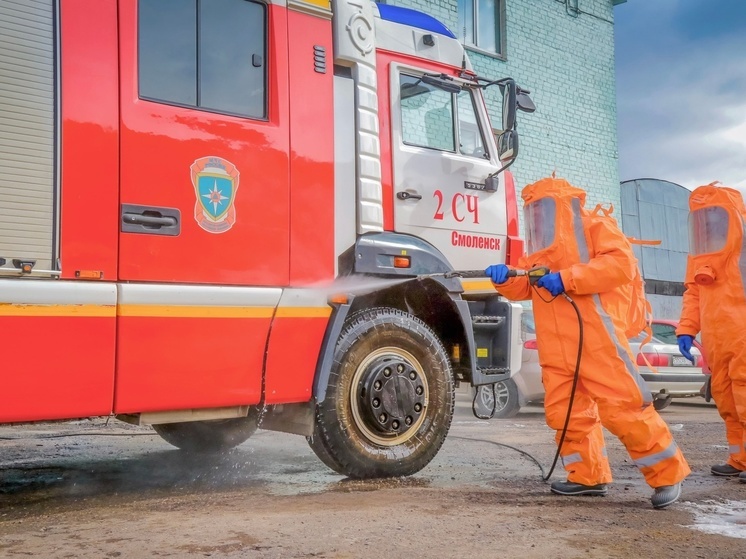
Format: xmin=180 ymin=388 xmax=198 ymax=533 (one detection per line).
xmin=615 ymin=0 xmax=746 ymax=190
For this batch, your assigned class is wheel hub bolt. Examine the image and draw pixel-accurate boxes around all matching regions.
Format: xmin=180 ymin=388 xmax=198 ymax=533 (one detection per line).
xmin=414 ymin=403 xmax=422 ymax=412
xmin=415 ymin=387 xmax=423 ymax=395
xmin=397 ymin=364 xmax=404 ymax=373
xmin=405 ymin=416 xmax=413 ymax=426
xmin=383 ymin=368 xmax=391 ymax=377
xmin=374 ymin=380 xmax=382 ymax=390
xmin=392 ymin=420 xmax=400 ymax=430
xmin=379 ymin=413 xmax=387 ymax=423
xmin=372 ymin=398 xmax=380 ymax=408
xmin=409 ymin=371 xmax=416 ymax=380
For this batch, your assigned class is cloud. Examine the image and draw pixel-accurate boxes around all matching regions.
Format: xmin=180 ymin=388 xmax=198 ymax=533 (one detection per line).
xmin=615 ymin=2 xmax=746 ymax=190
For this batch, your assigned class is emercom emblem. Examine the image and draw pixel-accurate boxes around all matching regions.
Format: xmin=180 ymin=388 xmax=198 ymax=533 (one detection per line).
xmin=190 ymin=156 xmax=240 ymax=233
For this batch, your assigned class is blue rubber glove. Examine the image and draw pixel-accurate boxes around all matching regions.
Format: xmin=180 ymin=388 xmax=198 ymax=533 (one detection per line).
xmin=536 ymin=272 xmax=565 ymax=296
xmin=677 ymin=335 xmax=695 ymax=364
xmin=485 ymin=264 xmax=510 ymax=285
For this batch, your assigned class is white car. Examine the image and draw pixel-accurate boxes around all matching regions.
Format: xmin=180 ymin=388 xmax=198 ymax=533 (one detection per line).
xmin=473 ymin=310 xmax=704 ymax=417
xmin=629 ymin=332 xmax=705 ymax=410
xmin=473 ymin=308 xmax=542 ymax=418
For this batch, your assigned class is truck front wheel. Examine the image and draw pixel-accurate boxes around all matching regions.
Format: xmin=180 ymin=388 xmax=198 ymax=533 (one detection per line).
xmin=152 ymin=409 xmax=259 ymax=452
xmin=308 ymin=308 xmax=455 ymax=478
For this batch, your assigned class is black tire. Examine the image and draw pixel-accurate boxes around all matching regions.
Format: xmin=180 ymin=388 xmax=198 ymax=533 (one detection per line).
xmin=307 ymin=431 xmax=346 ymax=474
xmin=473 ymin=379 xmax=521 ymax=419
xmin=308 ymin=307 xmax=455 ymax=478
xmin=653 ymin=395 xmax=673 ymax=411
xmin=153 ymin=409 xmax=259 ymax=452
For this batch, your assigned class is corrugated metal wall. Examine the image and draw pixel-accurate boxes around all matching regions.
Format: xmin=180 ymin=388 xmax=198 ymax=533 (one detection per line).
xmin=0 ymin=0 xmax=56 ymax=272
xmin=620 ymin=178 xmax=690 ymax=319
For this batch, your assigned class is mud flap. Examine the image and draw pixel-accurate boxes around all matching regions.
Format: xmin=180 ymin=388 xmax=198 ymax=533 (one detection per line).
xmin=313 ymin=302 xmax=352 ymax=404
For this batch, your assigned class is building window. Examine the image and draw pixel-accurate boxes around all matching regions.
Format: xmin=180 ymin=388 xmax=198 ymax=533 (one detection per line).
xmin=457 ymin=0 xmax=504 ymax=56
xmin=138 ymin=0 xmax=267 ymax=119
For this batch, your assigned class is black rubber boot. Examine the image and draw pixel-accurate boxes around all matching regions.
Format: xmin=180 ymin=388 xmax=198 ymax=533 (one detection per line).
xmin=550 ymin=480 xmax=608 ymax=496
xmin=651 ymin=482 xmax=682 ymax=509
xmin=711 ymin=464 xmax=744 ymax=477
xmin=739 ymin=472 xmax=746 ymax=484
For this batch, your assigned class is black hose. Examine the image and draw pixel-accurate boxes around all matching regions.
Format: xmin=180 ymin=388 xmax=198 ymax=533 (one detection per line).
xmin=471 ymin=383 xmax=498 ymax=420
xmin=450 ymin=435 xmax=548 ymax=479
xmin=468 ymin=287 xmax=584 ymax=482
xmin=542 ymin=293 xmax=583 ymax=481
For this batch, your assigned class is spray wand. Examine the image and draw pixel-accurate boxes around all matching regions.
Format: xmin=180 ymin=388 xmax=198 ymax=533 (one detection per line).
xmin=422 ymin=266 xmax=550 ymax=282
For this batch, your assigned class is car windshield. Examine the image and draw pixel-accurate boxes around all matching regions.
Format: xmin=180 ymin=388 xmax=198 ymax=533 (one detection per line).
xmin=652 ymin=323 xmax=677 ymax=345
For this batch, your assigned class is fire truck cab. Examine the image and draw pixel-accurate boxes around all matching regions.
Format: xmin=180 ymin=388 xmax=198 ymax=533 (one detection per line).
xmin=0 ymin=0 xmax=533 ymax=478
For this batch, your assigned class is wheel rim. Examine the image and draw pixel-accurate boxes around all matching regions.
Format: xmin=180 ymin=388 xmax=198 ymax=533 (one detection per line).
xmin=350 ymin=347 xmax=429 ymax=446
xmin=479 ymin=382 xmax=509 ymax=412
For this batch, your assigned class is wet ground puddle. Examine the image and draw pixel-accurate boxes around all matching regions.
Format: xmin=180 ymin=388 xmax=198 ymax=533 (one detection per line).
xmin=684 ymin=500 xmax=746 ymax=539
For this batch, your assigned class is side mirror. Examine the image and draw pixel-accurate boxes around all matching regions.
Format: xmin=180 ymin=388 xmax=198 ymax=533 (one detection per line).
xmin=483 ymin=175 xmax=499 ymax=193
xmin=500 ymin=79 xmax=517 ymax=131
xmin=498 ymin=130 xmax=519 ymax=163
xmin=517 ymin=90 xmax=536 ymax=113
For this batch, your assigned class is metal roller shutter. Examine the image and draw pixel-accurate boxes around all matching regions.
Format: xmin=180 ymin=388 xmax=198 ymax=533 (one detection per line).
xmin=0 ymin=0 xmax=56 ymax=273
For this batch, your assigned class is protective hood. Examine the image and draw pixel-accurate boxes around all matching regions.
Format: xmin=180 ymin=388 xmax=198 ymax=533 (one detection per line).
xmin=686 ymin=184 xmax=746 ymax=287
xmin=521 ymin=177 xmax=589 ymax=269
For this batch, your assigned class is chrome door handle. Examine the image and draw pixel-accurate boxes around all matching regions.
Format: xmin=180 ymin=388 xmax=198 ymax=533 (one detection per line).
xmin=122 ymin=213 xmax=177 ymax=227
xmin=121 ymin=204 xmax=181 ymax=236
xmin=397 ymin=191 xmax=422 ymax=201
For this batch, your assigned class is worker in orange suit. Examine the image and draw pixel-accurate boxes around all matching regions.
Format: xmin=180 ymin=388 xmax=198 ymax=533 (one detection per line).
xmin=486 ymin=176 xmax=690 ymax=509
xmin=677 ymin=184 xmax=746 ymax=483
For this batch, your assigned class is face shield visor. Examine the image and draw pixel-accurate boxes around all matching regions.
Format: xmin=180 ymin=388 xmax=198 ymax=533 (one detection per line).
xmin=524 ymin=197 xmax=556 ymax=255
xmin=689 ymin=206 xmax=730 ymax=255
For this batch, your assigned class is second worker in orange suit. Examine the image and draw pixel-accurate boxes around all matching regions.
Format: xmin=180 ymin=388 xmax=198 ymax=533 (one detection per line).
xmin=486 ymin=176 xmax=690 ymax=509
xmin=677 ymin=183 xmax=746 ymax=483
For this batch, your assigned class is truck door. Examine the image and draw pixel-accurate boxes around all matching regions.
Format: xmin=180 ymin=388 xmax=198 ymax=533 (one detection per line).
xmin=118 ymin=0 xmax=290 ymax=286
xmin=390 ymin=65 xmax=508 ymax=270
xmin=113 ymin=0 xmax=291 ymax=414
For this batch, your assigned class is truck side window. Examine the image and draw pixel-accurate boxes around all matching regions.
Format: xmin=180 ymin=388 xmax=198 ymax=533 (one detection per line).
xmin=138 ymin=0 xmax=267 ymax=119
xmin=400 ymin=75 xmax=455 ymax=152
xmin=399 ymin=74 xmax=486 ymax=158
xmin=457 ymin=90 xmax=487 ymax=158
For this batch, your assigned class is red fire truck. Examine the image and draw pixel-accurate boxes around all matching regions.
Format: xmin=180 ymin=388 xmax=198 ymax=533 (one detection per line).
xmin=0 ymin=0 xmax=534 ymax=478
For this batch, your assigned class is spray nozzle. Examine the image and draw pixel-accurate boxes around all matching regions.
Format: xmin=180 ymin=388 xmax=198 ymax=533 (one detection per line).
xmin=508 ymin=266 xmax=550 ymax=285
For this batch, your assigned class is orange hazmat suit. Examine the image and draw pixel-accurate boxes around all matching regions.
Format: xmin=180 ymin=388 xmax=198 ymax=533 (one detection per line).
xmin=495 ymin=177 xmax=690 ymax=488
xmin=677 ymin=184 xmax=746 ymax=471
